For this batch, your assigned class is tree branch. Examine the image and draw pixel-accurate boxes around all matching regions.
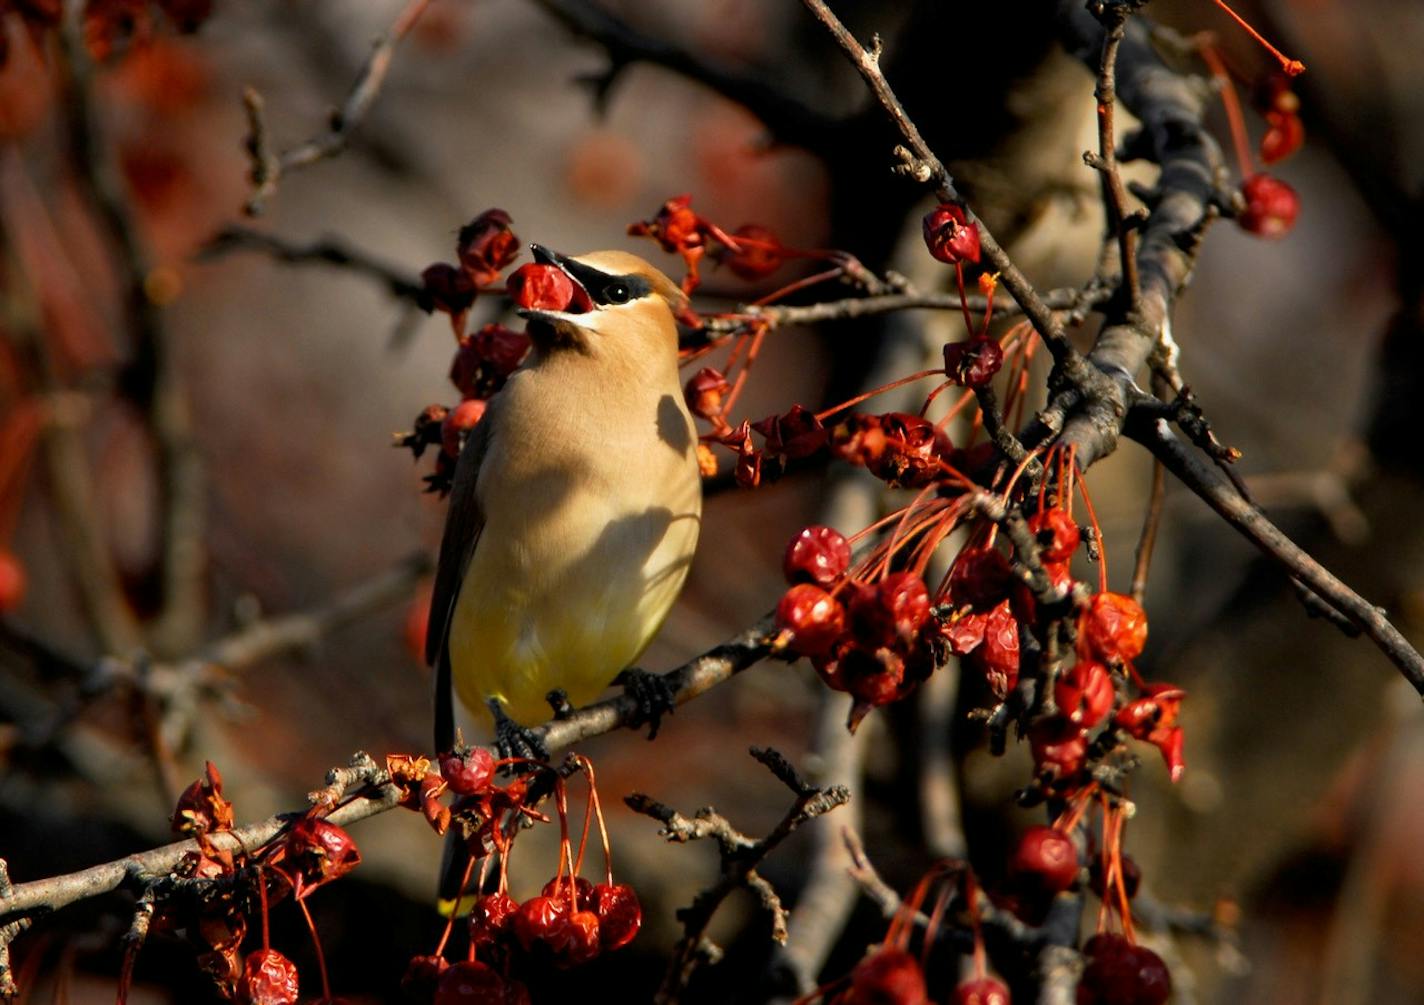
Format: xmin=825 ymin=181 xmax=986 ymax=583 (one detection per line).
xmin=200 ymin=226 xmax=425 ymax=305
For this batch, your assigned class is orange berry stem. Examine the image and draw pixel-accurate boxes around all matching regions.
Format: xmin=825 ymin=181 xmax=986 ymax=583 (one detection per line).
xmin=1198 ymin=42 xmax=1256 ymax=178
xmin=433 ymin=856 xmax=476 ymax=957
xmin=1073 ymin=454 xmax=1109 ymax=592
xmin=297 ymin=896 xmax=333 ymax=1000
xmin=1205 ymin=0 xmax=1304 ymax=76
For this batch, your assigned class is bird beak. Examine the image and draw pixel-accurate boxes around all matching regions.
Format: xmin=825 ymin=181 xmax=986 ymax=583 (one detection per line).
xmin=518 ymin=245 xmax=597 ymax=338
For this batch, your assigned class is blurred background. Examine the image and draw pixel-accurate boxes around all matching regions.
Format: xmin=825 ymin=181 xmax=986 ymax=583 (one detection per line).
xmin=1 ymin=0 xmax=1421 ymax=1001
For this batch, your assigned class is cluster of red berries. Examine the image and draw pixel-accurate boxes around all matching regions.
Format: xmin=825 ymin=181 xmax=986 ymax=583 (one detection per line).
xmin=627 ymin=194 xmax=786 ymax=293
xmin=401 ymin=210 xmax=530 ymax=493
xmin=390 ymin=748 xmax=642 ymax=1003
xmin=1 ymin=0 xmax=214 ymax=66
xmin=773 ymin=524 xmax=939 ymax=730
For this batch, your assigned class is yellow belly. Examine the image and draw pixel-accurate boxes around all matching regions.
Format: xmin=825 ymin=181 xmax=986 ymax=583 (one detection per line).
xmin=448 ymin=487 xmax=699 ymax=727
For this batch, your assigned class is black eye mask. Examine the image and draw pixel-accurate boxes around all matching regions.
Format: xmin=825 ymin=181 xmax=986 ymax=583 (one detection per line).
xmin=530 ymin=245 xmax=653 ymax=307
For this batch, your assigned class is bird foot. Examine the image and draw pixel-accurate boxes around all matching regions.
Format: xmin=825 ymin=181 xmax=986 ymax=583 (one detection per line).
xmin=545 ymin=689 xmax=574 ymax=721
xmin=488 ymin=698 xmax=549 ymax=764
xmin=615 ymin=668 xmax=676 ymax=740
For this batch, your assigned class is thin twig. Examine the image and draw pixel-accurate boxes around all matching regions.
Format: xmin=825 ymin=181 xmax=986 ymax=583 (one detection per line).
xmin=200 ymin=226 xmax=425 ymax=304
xmin=1087 ymin=4 xmax=1142 ymax=311
xmin=1130 ymin=460 xmax=1166 ymax=604
xmin=242 ymin=0 xmax=437 ymax=214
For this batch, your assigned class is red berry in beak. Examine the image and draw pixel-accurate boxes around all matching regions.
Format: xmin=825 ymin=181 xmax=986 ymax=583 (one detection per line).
xmin=507 ymin=263 xmax=575 ymax=311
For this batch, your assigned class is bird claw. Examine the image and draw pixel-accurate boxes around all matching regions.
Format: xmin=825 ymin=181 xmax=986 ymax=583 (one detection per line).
xmin=615 ymin=668 xmax=676 ymax=740
xmin=488 ymin=698 xmax=549 ymax=764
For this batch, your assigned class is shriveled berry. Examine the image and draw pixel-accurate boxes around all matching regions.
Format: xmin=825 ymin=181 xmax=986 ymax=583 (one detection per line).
xmin=783 ymin=525 xmax=852 ymax=586
xmin=0 ymin=551 xmax=26 ymax=611
xmin=1260 ymin=110 xmax=1304 ymax=165
xmin=684 ymin=367 xmax=730 ymax=420
xmin=923 ymin=203 xmax=981 ymax=265
xmin=542 ymin=875 xmax=595 ymax=911
xmin=722 ymin=223 xmax=784 ymax=280
xmin=776 ymin=584 xmax=847 ymax=657
xmin=955 ymin=976 xmax=1011 ymax=1005
xmin=439 ymin=746 xmax=495 ymax=796
xmin=441 ymin=398 xmax=487 ymax=458
xmin=1029 ymin=717 xmax=1088 ymax=778
xmin=841 ymin=644 xmax=908 ymax=709
xmin=971 ymin=600 xmax=1021 ymax=700
xmin=506 ymin=263 xmax=575 ymax=311
xmin=949 ymin=547 xmax=1014 ymax=611
xmin=1079 ymin=593 xmax=1148 ymax=663
xmin=849 ymin=572 xmax=930 ymax=646
xmin=1011 ymin=825 xmax=1078 ymax=895
xmin=561 ymin=910 xmax=602 ymax=966
xmin=276 ymin=818 xmax=361 ymax=900
xmin=1238 ymin=173 xmax=1299 ymax=239
xmin=238 ymin=948 xmax=299 ymax=1005
xmin=753 ymin=405 xmax=827 ymax=460
xmin=871 ymin=412 xmax=951 ymax=488
xmin=421 ymin=262 xmax=476 ymax=315
xmin=512 ymin=894 xmax=568 ymax=952
xmin=943 ymin=337 xmax=1004 ymax=387
xmin=449 ymin=324 xmax=529 ymax=398
xmin=627 ymin=194 xmax=703 ymax=255
xmin=435 ymin=960 xmax=530 ymax=1005
xmin=1055 ymin=659 xmax=1114 ymax=728
xmin=1028 ymin=508 xmax=1081 ymax=564
xmin=829 ymin=413 xmax=888 ymax=468
xmin=592 ymin=882 xmax=642 ymax=950
xmin=456 ymin=208 xmax=519 ymax=286
xmin=846 ymin=947 xmax=928 ymax=1005
xmin=468 ymin=891 xmax=519 ymax=946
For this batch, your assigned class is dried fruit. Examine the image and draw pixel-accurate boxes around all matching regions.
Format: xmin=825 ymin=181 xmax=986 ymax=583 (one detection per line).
xmin=1114 ymin=683 xmax=1186 ymax=782
xmin=512 ymin=894 xmax=568 ymax=952
xmin=506 ymin=263 xmax=575 ymax=311
xmin=684 ymin=368 xmax=731 ymax=420
xmin=844 ymin=947 xmax=929 ymax=1005
xmin=970 ymin=600 xmax=1020 ymax=700
xmin=449 ymin=324 xmax=529 ymax=398
xmin=848 ymin=572 xmax=931 ymax=646
xmin=1055 ymin=659 xmax=1114 ymax=728
xmin=949 ymin=547 xmax=1014 ymax=612
xmin=923 ymin=203 xmax=981 ymax=265
xmin=1011 ymin=825 xmax=1078 ymax=895
xmin=1079 ymin=593 xmax=1148 ymax=663
xmin=592 ymin=882 xmax=642 ymax=950
xmin=435 ymin=961 xmax=531 ymax=1005
xmin=456 ymin=209 xmax=519 ymax=286
xmin=468 ymin=891 xmax=519 ymax=947
xmin=1027 ymin=508 xmax=1081 ymax=565
xmin=943 ymin=337 xmax=1004 ymax=387
xmin=172 ymin=761 xmax=234 ymax=839
xmin=783 ymin=525 xmax=852 ymax=587
xmin=439 ymin=746 xmax=495 ymax=796
xmin=1237 ymin=173 xmax=1299 ymax=238
xmin=1028 ymin=718 xmax=1088 ymax=778
xmin=237 ymin=948 xmax=300 ymax=1005
xmin=721 ymin=223 xmax=784 ymax=280
xmin=273 ymin=818 xmax=361 ymax=900
xmin=776 ymin=584 xmax=847 ymax=657
xmin=421 ymin=263 xmax=477 ymax=316
xmin=753 ymin=405 xmax=827 ymax=460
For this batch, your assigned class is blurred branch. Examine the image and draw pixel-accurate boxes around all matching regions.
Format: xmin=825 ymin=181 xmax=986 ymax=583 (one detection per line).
xmin=626 ymin=747 xmax=850 ymax=1004
xmin=531 ymin=0 xmax=836 ymax=148
xmin=57 ymin=0 xmax=206 ymax=657
xmin=242 ymin=0 xmax=437 ymax=215
xmin=201 ymin=225 xmax=426 ymax=304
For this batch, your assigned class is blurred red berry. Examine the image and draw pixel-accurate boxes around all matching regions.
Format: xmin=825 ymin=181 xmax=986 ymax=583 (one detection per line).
xmin=441 ymin=398 xmax=487 ymax=458
xmin=721 ymin=223 xmax=784 ymax=280
xmin=1260 ymin=110 xmax=1304 ymax=164
xmin=507 ymin=263 xmax=575 ymax=311
xmin=421 ymin=263 xmax=477 ymax=316
xmin=1028 ymin=717 xmax=1088 ymax=778
xmin=1237 ymin=173 xmax=1299 ymax=238
xmin=401 ymin=954 xmax=450 ymax=1001
xmin=1079 ymin=593 xmax=1148 ymax=663
xmin=943 ymin=337 xmax=1004 ymax=387
xmin=435 ymin=961 xmax=531 ymax=1005
xmin=776 ymin=584 xmax=847 ymax=657
xmin=829 ymin=414 xmax=889 ymax=468
xmin=439 ymin=746 xmax=495 ymax=796
xmin=845 ymin=947 xmax=928 ymax=1005
xmin=923 ymin=203 xmax=981 ymax=265
xmin=1011 ymin=825 xmax=1078 ymax=895
xmin=1089 ymin=854 xmax=1141 ymax=902
xmin=684 ymin=367 xmax=731 ymax=420
xmin=1027 ymin=508 xmax=1081 ymax=564
xmin=955 ymin=976 xmax=1011 ymax=1005
xmin=1055 ymin=659 xmax=1114 ymax=728
xmin=592 ymin=883 xmax=642 ymax=950
xmin=237 ymin=948 xmax=299 ymax=1005
xmin=1077 ymin=934 xmax=1170 ymax=1005
xmin=450 ymin=324 xmax=529 ymax=399
xmin=783 ymin=525 xmax=852 ymax=587
xmin=627 ymin=194 xmax=704 ymax=255
xmin=456 ymin=209 xmax=520 ymax=286
xmin=1115 ymin=683 xmax=1186 ymax=782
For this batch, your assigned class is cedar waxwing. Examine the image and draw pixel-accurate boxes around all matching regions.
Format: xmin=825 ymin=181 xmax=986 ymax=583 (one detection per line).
xmin=425 ymin=246 xmax=703 ymax=758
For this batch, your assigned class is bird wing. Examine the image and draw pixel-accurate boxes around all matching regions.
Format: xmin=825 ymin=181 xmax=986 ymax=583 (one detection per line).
xmin=427 ymin=411 xmax=492 ymax=752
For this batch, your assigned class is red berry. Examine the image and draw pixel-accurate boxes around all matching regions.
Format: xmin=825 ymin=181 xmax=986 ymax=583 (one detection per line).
xmin=1260 ymin=110 xmax=1304 ymax=165
xmin=449 ymin=324 xmax=529 ymax=398
xmin=456 ymin=208 xmax=519 ymax=286
xmin=753 ymin=405 xmax=827 ymax=460
xmin=949 ymin=547 xmax=1014 ymax=612
xmin=441 ymin=398 xmax=487 ymax=458
xmin=1237 ymin=173 xmax=1299 ymax=238
xmin=512 ymin=894 xmax=567 ymax=952
xmin=841 ymin=644 xmax=908 ymax=708
xmin=542 ymin=875 xmax=595 ymax=911
xmin=1077 ymin=934 xmax=1170 ymax=1005
xmin=870 ymin=412 xmax=952 ymax=488
xmin=722 ymin=223 xmax=784 ymax=280
xmin=970 ymin=600 xmax=1020 ymax=700
xmin=955 ymin=976 xmax=1011 ymax=1005
xmin=561 ymin=909 xmax=602 ymax=966
xmin=922 ymin=203 xmax=981 ymax=265
xmin=684 ymin=367 xmax=731 ymax=420
xmin=421 ymin=262 xmax=477 ymax=315
xmin=0 ymin=551 xmax=25 ymax=611
xmin=401 ymin=954 xmax=450 ymax=1001
xmin=276 ymin=818 xmax=361 ymax=900
xmin=627 ymin=194 xmax=704 ymax=255
xmin=943 ymin=337 xmax=1004 ymax=387
xmin=592 ymin=882 xmax=642 ymax=951
xmin=776 ymin=584 xmax=847 ymax=657
xmin=846 ymin=947 xmax=929 ymax=1005
xmin=468 ymin=891 xmax=519 ymax=946
xmin=1055 ymin=659 xmax=1114 ymax=728
xmin=1079 ymin=593 xmax=1148 ymax=664
xmin=1027 ymin=509 xmax=1080 ymax=564
xmin=439 ymin=746 xmax=495 ymax=796
xmin=506 ymin=263 xmax=575 ymax=311
xmin=1011 ymin=825 xmax=1078 ymax=895
xmin=783 ymin=525 xmax=852 ymax=587
xmin=237 ymin=948 xmax=299 ymax=1005
xmin=435 ymin=960 xmax=530 ymax=1005
xmin=1028 ymin=718 xmax=1088 ymax=778
xmin=849 ymin=572 xmax=930 ymax=646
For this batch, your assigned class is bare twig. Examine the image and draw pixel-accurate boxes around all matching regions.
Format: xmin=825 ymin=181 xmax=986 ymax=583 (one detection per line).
xmin=201 ymin=226 xmax=425 ymax=305
xmin=1130 ymin=460 xmax=1167 ymax=604
xmin=242 ymin=0 xmax=437 ymax=214
xmin=1086 ymin=3 xmax=1142 ymax=310
xmin=627 ymin=747 xmax=850 ymax=1003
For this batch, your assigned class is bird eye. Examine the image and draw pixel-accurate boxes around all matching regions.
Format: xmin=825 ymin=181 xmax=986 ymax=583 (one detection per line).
xmin=604 ymin=282 xmax=631 ymax=304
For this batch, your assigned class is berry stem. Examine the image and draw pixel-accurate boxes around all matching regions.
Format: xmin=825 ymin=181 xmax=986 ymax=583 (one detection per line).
xmin=813 ymin=368 xmax=947 ymax=423
xmin=1199 ymin=42 xmax=1256 ymax=178
xmin=1205 ymin=0 xmax=1305 ymax=76
xmin=256 ymin=865 xmax=271 ymax=952
xmin=954 ymin=261 xmax=976 ymax=337
xmin=297 ymin=895 xmax=333 ymax=1001
xmin=1073 ymin=454 xmax=1109 ymax=592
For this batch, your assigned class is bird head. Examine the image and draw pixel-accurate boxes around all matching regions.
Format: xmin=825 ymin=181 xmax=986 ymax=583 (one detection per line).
xmin=517 ymin=245 xmax=686 ymax=359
